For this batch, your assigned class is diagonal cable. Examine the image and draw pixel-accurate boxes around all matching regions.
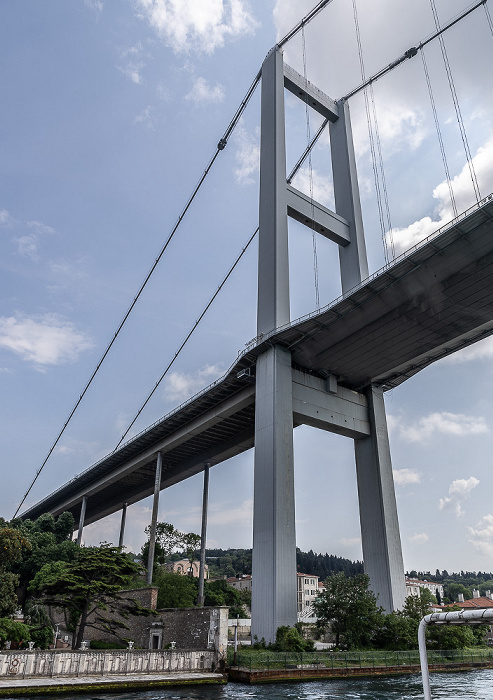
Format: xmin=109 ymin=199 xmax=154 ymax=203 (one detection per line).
xmin=114 ymin=227 xmax=258 ymax=450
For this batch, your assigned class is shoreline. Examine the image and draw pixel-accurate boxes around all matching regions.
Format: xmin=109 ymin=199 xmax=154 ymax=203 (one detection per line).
xmin=228 ymin=660 xmax=493 ymax=684
xmin=0 ymin=672 xmax=227 ymax=697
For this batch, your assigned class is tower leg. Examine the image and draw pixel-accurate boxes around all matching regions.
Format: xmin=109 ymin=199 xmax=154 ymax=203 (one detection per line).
xmin=146 ymin=452 xmax=162 ymax=585
xmin=76 ymin=495 xmax=87 ymax=546
xmin=354 ymin=385 xmax=406 ymax=612
xmin=252 ymin=346 xmax=297 ymax=643
xmin=118 ymin=502 xmax=127 ymax=548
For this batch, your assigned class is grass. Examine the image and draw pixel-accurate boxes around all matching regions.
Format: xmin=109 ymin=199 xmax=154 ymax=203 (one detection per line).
xmin=228 ymin=647 xmax=493 ymax=670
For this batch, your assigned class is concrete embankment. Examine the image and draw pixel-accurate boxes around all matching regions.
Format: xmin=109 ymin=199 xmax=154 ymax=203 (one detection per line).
xmin=228 ymin=661 xmax=493 ymax=684
xmin=0 ymin=672 xmax=227 ymax=696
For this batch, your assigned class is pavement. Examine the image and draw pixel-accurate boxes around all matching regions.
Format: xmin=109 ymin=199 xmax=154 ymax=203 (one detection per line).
xmin=0 ymin=672 xmax=227 ymax=696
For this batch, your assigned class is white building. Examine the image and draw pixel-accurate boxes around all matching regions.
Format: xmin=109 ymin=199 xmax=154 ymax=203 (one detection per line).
xmin=405 ymin=577 xmax=444 ymax=600
xmin=227 ymin=575 xmax=252 ymax=592
xmin=297 ymin=572 xmax=320 ymax=613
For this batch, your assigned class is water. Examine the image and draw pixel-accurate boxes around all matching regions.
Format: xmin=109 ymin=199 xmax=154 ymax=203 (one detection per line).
xmin=13 ymin=668 xmax=493 ymax=700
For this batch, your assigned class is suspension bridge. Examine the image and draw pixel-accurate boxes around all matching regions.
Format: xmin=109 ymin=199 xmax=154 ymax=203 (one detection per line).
xmin=15 ymin=0 xmax=493 ymax=642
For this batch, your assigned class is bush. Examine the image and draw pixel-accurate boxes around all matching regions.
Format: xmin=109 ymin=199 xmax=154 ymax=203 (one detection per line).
xmin=90 ymin=640 xmax=127 ymax=649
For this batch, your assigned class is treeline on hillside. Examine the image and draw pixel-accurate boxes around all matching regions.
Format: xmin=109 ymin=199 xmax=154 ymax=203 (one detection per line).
xmin=407 ymin=569 xmax=493 ymax=604
xmin=202 ymin=548 xmax=362 ymax=580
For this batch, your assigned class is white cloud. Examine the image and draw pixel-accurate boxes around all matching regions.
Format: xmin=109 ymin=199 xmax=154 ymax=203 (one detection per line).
xmin=0 ymin=313 xmax=93 ymax=366
xmin=448 ymin=477 xmax=480 ymax=497
xmin=14 ymin=220 xmax=56 ymax=261
xmin=291 ymin=166 xmax=334 ymax=209
xmin=390 ymin=411 xmax=488 ymax=443
xmin=393 ymin=468 xmax=421 ymax=486
xmin=469 ymin=514 xmax=493 ymax=559
xmin=439 ymin=476 xmax=479 ymax=517
xmin=136 ymin=0 xmax=258 ymax=54
xmin=134 ymin=105 xmax=155 ymax=129
xmin=234 ymin=123 xmax=259 ymax=185
xmin=164 ymin=363 xmax=223 ymax=402
xmin=0 ymin=209 xmax=12 ymax=226
xmin=409 ymin=532 xmax=429 ymax=545
xmin=84 ymin=0 xmax=103 ymax=14
xmin=340 ymin=537 xmax=361 ymax=547
xmin=119 ymin=43 xmax=146 ymax=85
xmin=442 ymin=336 xmax=493 ymax=364
xmin=389 ymin=138 xmax=493 ymax=255
xmin=185 ymin=77 xmax=224 ymax=103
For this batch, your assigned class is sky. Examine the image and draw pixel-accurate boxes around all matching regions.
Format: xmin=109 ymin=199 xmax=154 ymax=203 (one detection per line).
xmin=1 ymin=0 xmax=493 ymax=575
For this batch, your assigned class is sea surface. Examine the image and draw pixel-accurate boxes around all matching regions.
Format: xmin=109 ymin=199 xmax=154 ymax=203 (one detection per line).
xmin=14 ymin=668 xmax=493 ymax=700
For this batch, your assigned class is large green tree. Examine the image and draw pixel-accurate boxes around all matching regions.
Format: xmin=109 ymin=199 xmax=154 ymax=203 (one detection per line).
xmin=0 ymin=525 xmax=31 ymax=617
xmin=30 ymin=544 xmax=152 ymax=648
xmin=313 ymin=572 xmax=384 ymax=649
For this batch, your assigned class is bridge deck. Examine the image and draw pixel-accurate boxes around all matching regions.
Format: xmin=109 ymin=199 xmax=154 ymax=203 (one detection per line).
xmin=21 ymin=197 xmax=493 ymax=525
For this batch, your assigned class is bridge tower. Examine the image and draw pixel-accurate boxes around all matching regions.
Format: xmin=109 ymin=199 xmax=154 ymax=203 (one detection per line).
xmin=251 ymin=46 xmax=406 ymax=643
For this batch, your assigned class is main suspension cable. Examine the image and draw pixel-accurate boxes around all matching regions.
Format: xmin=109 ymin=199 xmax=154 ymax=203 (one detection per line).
xmin=13 ymin=74 xmax=262 ymax=519
xmin=342 ymin=0 xmax=487 ymax=101
xmin=278 ymin=0 xmax=336 ymax=47
xmin=114 ymin=227 xmax=258 ymax=450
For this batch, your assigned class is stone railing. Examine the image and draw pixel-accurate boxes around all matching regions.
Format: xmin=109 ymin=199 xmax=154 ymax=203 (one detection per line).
xmin=0 ymin=649 xmax=215 ymax=678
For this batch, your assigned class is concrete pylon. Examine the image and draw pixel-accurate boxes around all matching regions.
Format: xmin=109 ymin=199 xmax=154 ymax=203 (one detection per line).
xmin=251 ymin=46 xmax=297 ymax=644
xmin=354 ymin=386 xmax=407 ymax=612
xmin=251 ymin=45 xmax=406 ymax=643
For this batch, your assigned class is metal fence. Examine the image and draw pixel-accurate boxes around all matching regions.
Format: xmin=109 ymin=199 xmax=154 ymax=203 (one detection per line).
xmin=228 ymin=648 xmax=493 ymax=671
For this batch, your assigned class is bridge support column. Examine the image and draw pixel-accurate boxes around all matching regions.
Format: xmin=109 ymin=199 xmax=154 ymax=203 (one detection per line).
xmin=252 ymin=45 xmax=296 ymax=644
xmin=330 ymin=99 xmax=369 ymax=293
xmin=146 ymin=452 xmax=162 ymax=585
xmin=76 ymin=495 xmax=87 ymax=546
xmin=354 ymin=385 xmax=406 ymax=612
xmin=252 ymin=346 xmax=297 ymax=643
xmin=197 ymin=462 xmax=210 ymax=606
xmin=118 ymin=502 xmax=127 ymax=548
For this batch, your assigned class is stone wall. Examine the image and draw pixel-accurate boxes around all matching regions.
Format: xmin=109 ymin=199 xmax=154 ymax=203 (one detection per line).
xmin=75 ymin=589 xmax=228 ymax=659
xmin=0 ymin=649 xmax=215 ymax=678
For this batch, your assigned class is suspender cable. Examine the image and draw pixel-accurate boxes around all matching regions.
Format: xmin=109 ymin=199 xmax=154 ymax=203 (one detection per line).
xmin=342 ymin=0 xmax=486 ymax=101
xmin=369 ymin=82 xmax=395 ymax=260
xmin=352 ymin=0 xmax=390 ymax=264
xmin=485 ymin=0 xmax=493 ymax=35
xmin=420 ymin=46 xmax=458 ymax=218
xmin=12 ymin=75 xmax=262 ymax=519
xmin=114 ymin=227 xmax=258 ymax=450
xmin=301 ymin=24 xmax=320 ymax=309
xmin=429 ymin=0 xmax=481 ymax=203
xmin=278 ymin=0 xmax=336 ymax=48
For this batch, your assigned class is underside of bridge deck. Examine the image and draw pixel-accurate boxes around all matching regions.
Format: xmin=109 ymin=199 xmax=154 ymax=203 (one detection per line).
xmin=20 ymin=196 xmax=493 ymax=526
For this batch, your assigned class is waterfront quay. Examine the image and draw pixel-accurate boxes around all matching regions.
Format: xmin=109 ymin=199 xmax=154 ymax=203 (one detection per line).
xmin=227 ymin=648 xmax=493 ymax=684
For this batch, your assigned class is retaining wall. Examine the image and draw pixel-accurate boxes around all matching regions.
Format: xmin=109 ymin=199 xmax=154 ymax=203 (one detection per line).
xmin=0 ymin=649 xmax=215 ymax=679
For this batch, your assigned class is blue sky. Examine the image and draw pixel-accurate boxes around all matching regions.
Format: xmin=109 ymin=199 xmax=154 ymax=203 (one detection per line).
xmin=2 ymin=0 xmax=493 ymax=574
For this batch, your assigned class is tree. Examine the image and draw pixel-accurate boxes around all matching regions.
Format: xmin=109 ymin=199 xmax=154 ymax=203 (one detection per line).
xmin=6 ymin=512 xmax=77 ymax=608
xmin=29 ymin=544 xmax=152 ymax=648
xmin=0 ymin=619 xmax=31 ymax=647
xmin=154 ymin=570 xmax=198 ymax=608
xmin=0 ymin=525 xmax=31 ymax=617
xmin=142 ymin=522 xmax=181 ymax=567
xmin=313 ymin=572 xmax=384 ymax=649
xmin=272 ymin=625 xmax=315 ymax=652
xmin=182 ymin=532 xmax=201 ymax=576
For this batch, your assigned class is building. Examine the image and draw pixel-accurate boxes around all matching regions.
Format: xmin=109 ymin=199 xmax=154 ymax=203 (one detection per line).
xmin=405 ymin=577 xmax=444 ymax=600
xmin=297 ymin=572 xmax=320 ymax=614
xmin=226 ymin=575 xmax=252 ymax=592
xmin=164 ymin=559 xmax=208 ymax=579
xmin=454 ymin=590 xmax=493 ymax=608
